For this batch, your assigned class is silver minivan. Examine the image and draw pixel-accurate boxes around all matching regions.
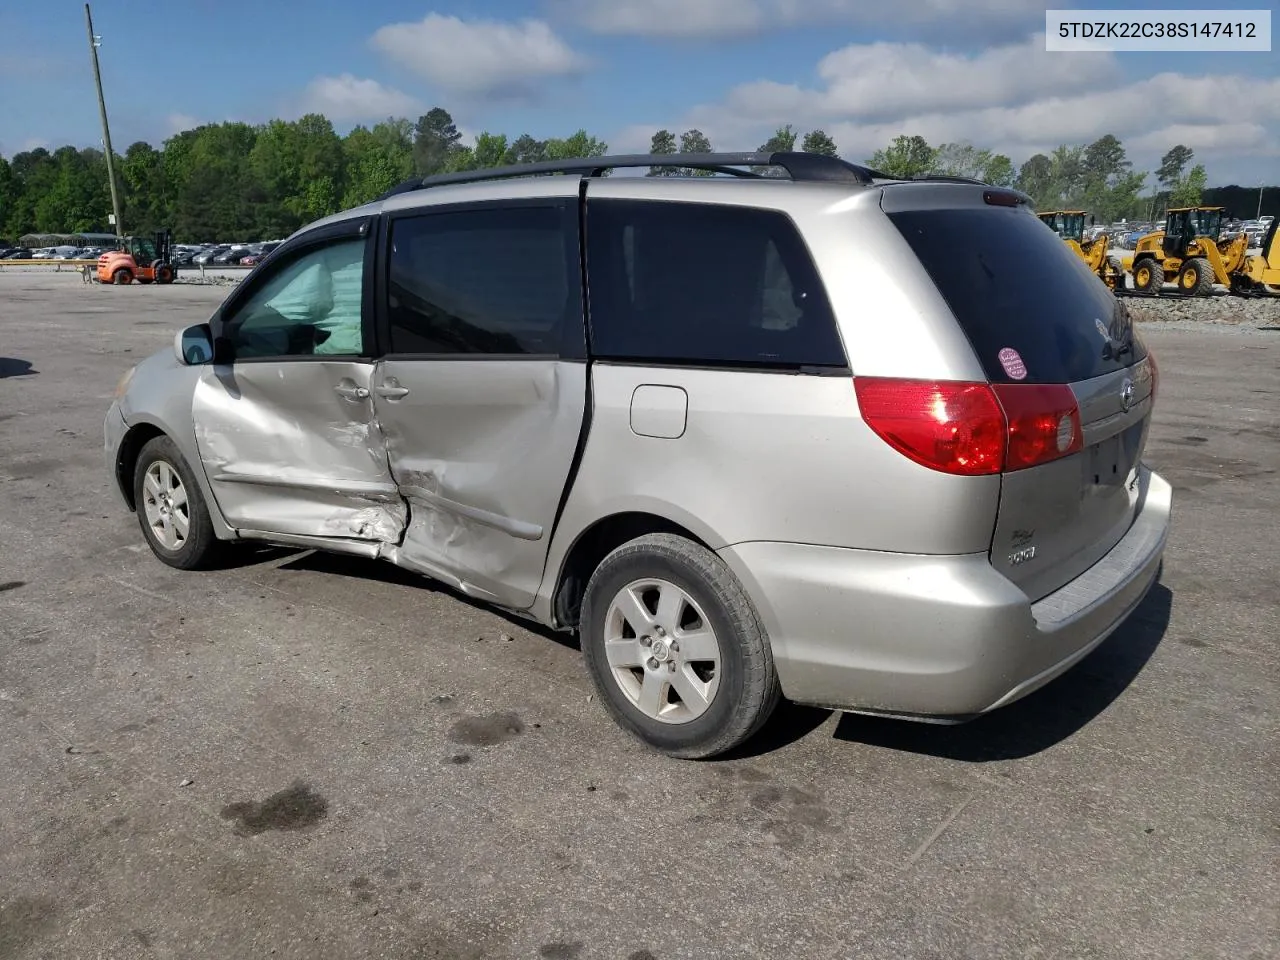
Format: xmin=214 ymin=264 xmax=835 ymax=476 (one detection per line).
xmin=105 ymin=152 xmax=1172 ymax=758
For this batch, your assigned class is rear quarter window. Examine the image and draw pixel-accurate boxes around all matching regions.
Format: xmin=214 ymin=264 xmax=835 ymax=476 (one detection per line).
xmin=888 ymin=207 xmax=1144 ymax=384
xmin=586 ymin=199 xmax=846 ymax=369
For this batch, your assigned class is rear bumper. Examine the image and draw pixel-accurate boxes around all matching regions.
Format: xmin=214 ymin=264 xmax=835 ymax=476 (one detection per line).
xmin=718 ymin=465 xmax=1172 ymax=718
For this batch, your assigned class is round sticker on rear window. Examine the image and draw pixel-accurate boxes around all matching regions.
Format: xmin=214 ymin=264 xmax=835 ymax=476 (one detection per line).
xmin=997 ymin=347 xmax=1027 ymax=380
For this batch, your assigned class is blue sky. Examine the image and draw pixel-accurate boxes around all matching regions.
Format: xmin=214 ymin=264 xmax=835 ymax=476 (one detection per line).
xmin=1 ymin=0 xmax=1276 ymax=184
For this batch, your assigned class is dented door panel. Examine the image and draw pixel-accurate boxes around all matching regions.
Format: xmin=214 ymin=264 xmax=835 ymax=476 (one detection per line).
xmin=374 ymin=358 xmax=587 ymax=609
xmin=191 ymin=361 xmax=406 ymax=542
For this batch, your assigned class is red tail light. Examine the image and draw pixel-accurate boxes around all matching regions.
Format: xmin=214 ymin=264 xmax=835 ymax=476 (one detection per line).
xmin=854 ymin=378 xmax=1082 ymax=476
xmin=854 ymin=379 xmax=1006 ymax=476
xmin=991 ymin=383 xmax=1083 ymax=470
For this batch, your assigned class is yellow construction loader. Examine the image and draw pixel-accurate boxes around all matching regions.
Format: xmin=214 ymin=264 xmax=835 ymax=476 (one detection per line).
xmin=1228 ymin=217 xmax=1280 ymax=296
xmin=1037 ymin=210 xmax=1124 ymax=291
xmin=1128 ymin=206 xmax=1247 ymax=296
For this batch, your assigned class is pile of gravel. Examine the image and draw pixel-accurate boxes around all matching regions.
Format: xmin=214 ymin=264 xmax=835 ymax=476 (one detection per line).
xmin=1127 ymin=293 xmax=1280 ymax=330
xmin=175 ymin=275 xmax=242 ymax=287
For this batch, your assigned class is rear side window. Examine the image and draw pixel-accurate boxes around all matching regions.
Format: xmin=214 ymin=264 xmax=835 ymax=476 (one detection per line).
xmin=888 ymin=207 xmax=1144 ymax=384
xmin=586 ymin=200 xmax=846 ymax=368
xmin=387 ymin=203 xmax=579 ymax=356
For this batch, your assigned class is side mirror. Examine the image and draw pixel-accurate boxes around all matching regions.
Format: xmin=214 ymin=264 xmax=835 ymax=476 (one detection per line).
xmin=174 ymin=323 xmax=214 ymax=365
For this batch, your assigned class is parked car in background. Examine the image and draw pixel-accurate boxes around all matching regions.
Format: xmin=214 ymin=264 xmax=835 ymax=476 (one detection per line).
xmin=193 ymin=246 xmax=229 ymax=265
xmin=104 ymin=152 xmax=1171 ymax=759
xmin=2 ymin=247 xmax=34 ymax=259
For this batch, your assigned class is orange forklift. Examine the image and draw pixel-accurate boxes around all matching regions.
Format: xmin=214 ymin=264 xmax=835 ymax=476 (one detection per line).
xmin=96 ymin=230 xmax=176 ymax=285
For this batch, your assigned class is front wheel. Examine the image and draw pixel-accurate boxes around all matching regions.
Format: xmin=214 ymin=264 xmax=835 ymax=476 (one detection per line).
xmin=112 ymin=268 xmax=132 ymax=285
xmin=1177 ymin=257 xmax=1214 ymax=296
xmin=132 ymin=435 xmax=226 ymax=570
xmin=1133 ymin=259 xmax=1163 ymax=294
xmin=580 ymin=533 xmax=781 ymax=759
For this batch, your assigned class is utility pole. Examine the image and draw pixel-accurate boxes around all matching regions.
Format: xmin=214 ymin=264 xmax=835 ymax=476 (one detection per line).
xmin=1258 ymin=186 xmax=1264 ymax=220
xmin=85 ymin=3 xmax=123 ymax=239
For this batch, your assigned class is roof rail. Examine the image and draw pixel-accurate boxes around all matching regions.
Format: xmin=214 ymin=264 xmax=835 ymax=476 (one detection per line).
xmin=376 ymin=151 xmax=888 ymax=200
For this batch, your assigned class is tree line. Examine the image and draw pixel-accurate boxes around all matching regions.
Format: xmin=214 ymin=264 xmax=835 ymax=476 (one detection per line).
xmin=0 ymin=106 xmax=1273 ymax=244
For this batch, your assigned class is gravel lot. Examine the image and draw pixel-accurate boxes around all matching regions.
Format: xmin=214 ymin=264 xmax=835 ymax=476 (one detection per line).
xmin=1 ymin=273 xmax=1278 ymax=960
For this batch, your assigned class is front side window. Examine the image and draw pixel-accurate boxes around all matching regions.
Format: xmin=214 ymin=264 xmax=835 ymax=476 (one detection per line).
xmin=586 ymin=199 xmax=846 ymax=368
xmin=223 ymin=238 xmax=366 ymax=359
xmin=386 ymin=204 xmax=578 ymax=356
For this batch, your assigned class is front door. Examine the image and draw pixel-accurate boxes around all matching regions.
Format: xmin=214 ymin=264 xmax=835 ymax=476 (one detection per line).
xmin=192 ymin=219 xmax=406 ymax=545
xmin=372 ymin=193 xmax=587 ymax=608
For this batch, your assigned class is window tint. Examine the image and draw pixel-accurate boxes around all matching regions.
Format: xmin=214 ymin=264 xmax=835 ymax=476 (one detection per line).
xmin=387 ymin=204 xmax=578 ymax=356
xmin=586 ymin=200 xmax=846 ymax=368
xmin=888 ymin=207 xmax=1144 ymax=385
xmin=225 ymin=238 xmax=366 ymax=359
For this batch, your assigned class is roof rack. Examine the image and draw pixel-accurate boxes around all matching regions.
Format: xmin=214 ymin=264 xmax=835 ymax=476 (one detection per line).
xmin=377 ymin=152 xmax=891 ymax=200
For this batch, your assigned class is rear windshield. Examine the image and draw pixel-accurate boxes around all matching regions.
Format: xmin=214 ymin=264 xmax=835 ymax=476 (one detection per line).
xmin=888 ymin=207 xmax=1144 ymax=384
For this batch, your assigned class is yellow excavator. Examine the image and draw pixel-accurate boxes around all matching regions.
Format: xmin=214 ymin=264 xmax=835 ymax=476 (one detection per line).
xmin=1038 ymin=210 xmax=1124 ymax=290
xmin=1128 ymin=206 xmax=1248 ymax=296
xmin=1228 ymin=217 xmax=1280 ymax=296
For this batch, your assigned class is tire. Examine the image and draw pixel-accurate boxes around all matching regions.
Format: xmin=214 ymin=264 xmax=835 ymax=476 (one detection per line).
xmin=132 ymin=435 xmax=226 ymax=570
xmin=579 ymin=533 xmax=781 ymax=759
xmin=112 ymin=268 xmax=132 ymax=285
xmin=1106 ymin=257 xmax=1125 ymax=290
xmin=1132 ymin=258 xmax=1163 ymax=294
xmin=156 ymin=264 xmax=175 ymax=284
xmin=1177 ymin=257 xmax=1214 ymax=296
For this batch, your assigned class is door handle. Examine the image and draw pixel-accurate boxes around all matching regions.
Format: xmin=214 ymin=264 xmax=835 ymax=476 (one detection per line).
xmin=334 ymin=383 xmax=370 ymax=401
xmin=376 ymin=384 xmax=410 ymax=399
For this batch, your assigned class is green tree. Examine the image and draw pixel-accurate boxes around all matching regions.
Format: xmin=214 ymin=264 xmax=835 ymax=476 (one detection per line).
xmin=340 ymin=122 xmax=413 ymax=209
xmin=121 ymin=141 xmax=166 ymax=233
xmin=867 ymin=135 xmax=936 ymax=179
xmin=1157 ymin=145 xmax=1194 ymax=190
xmin=756 ymin=125 xmax=799 ymax=176
xmin=472 ymin=132 xmax=510 ymax=168
xmin=1017 ymin=153 xmax=1054 ymax=206
xmin=0 ymin=157 xmax=15 ymax=241
xmin=505 ymin=134 xmax=548 ymax=165
xmin=1170 ymin=164 xmax=1207 ymax=207
xmin=545 ymin=130 xmax=608 ymax=160
xmin=413 ymin=108 xmax=463 ymax=176
xmin=647 ymin=129 xmax=678 ymax=176
xmin=1048 ymin=144 xmax=1086 ymax=207
xmin=982 ymin=154 xmax=1016 ymax=188
xmin=677 ymin=128 xmax=714 ymax=176
xmin=800 ymin=129 xmax=838 ymax=157
xmin=931 ymin=142 xmax=999 ymax=180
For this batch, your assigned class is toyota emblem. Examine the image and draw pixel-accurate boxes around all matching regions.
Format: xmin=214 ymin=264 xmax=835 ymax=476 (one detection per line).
xmin=1120 ymin=379 xmax=1135 ymax=411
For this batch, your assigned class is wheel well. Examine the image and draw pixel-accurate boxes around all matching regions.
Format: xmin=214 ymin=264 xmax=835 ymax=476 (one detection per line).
xmin=552 ymin=512 xmax=710 ymax=629
xmin=116 ymin=423 xmax=165 ymax=511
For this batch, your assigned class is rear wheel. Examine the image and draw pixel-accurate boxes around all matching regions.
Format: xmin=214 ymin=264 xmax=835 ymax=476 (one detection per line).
xmin=1133 ymin=258 xmax=1163 ymax=294
xmin=1105 ymin=257 xmax=1125 ymax=290
xmin=1177 ymin=257 xmax=1214 ymax=296
xmin=132 ymin=436 xmax=225 ymax=570
xmin=580 ymin=533 xmax=780 ymax=759
xmin=112 ymin=268 xmax=132 ymax=285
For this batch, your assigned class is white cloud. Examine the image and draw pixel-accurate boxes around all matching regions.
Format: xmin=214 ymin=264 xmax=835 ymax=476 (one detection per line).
xmin=298 ymin=74 xmax=423 ymax=122
xmin=629 ymin=36 xmax=1280 ymax=184
xmin=559 ymin=0 xmax=765 ymax=39
xmin=370 ymin=14 xmax=588 ymax=99
xmin=166 ymin=113 xmax=199 ymax=135
xmin=559 ymin=0 xmax=1046 ymax=39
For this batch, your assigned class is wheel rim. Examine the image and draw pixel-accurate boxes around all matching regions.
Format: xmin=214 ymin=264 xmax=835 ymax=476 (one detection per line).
xmin=1138 ymin=266 xmax=1151 ymax=286
xmin=142 ymin=460 xmax=190 ymax=551
xmin=602 ymin=577 xmax=722 ymax=724
xmin=1182 ymin=267 xmax=1196 ymax=288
